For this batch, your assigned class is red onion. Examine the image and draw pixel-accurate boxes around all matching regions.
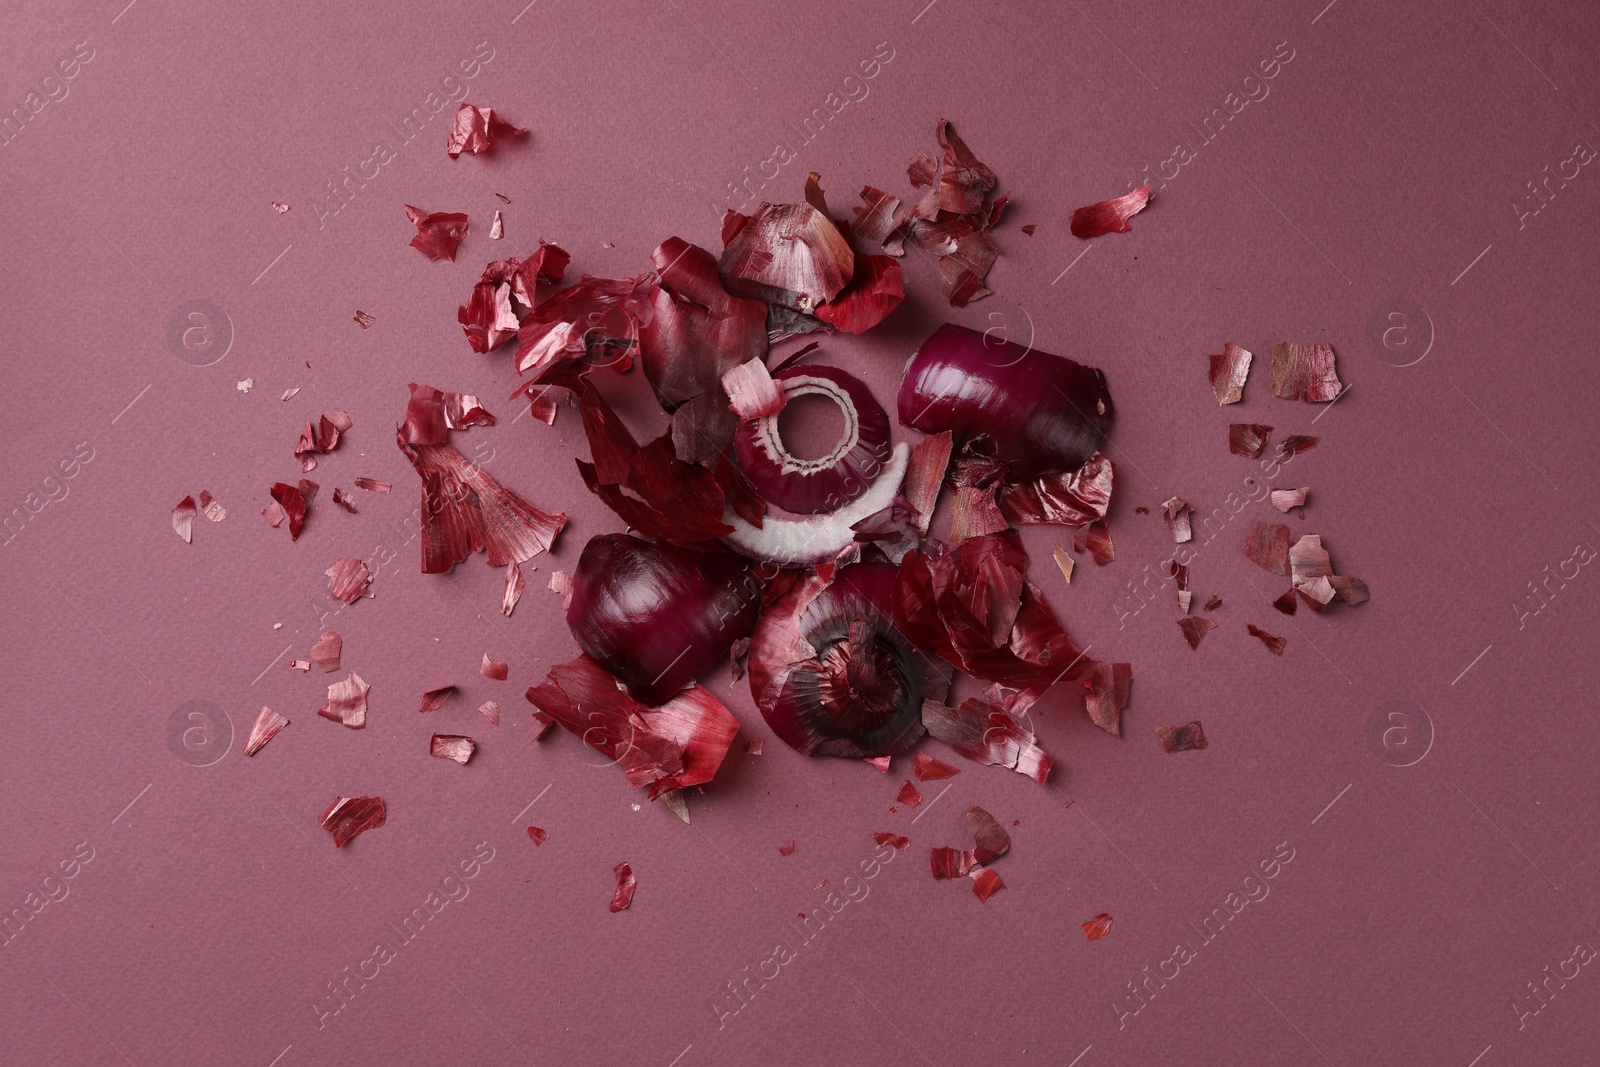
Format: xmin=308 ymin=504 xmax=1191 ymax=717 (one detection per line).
xmin=749 ymin=562 xmax=951 ymax=758
xmin=897 ymin=323 xmax=1114 ymax=481
xmin=566 ymin=534 xmax=761 ymax=706
xmin=733 ymin=365 xmax=891 ymax=515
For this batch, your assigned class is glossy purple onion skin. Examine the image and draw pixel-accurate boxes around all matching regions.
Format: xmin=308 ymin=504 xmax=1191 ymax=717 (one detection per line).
xmin=732 ymin=364 xmax=891 ymax=515
xmin=761 ymin=562 xmax=950 ymax=758
xmin=567 ymin=534 xmax=760 ymax=706
xmin=897 ymin=323 xmax=1114 ymax=482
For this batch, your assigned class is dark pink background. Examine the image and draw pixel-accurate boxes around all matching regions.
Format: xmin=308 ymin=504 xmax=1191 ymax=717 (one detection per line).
xmin=3 ymin=0 xmax=1599 ymax=1064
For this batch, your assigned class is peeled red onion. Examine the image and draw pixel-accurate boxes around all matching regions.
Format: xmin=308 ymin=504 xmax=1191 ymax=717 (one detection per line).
xmin=733 ymin=365 xmax=891 ymax=515
xmin=749 ymin=562 xmax=952 ymax=758
xmin=898 ymin=323 xmax=1114 ymax=481
xmin=566 ymin=533 xmax=761 ymax=706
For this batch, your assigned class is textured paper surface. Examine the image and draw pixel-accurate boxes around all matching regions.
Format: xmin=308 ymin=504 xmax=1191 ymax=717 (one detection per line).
xmin=2 ymin=0 xmax=1599 ymax=1064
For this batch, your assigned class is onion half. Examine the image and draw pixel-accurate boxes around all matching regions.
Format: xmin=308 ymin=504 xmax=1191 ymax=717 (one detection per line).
xmin=898 ymin=323 xmax=1114 ymax=481
xmin=749 ymin=562 xmax=952 ymax=758
xmin=733 ymin=365 xmax=892 ymax=515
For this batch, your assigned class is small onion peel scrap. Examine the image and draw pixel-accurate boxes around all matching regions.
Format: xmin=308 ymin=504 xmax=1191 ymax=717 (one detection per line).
xmin=609 ymin=862 xmax=636 ymax=912
xmin=1209 ymin=343 xmax=1252 ymax=404
xmin=242 ymin=706 xmax=289 ymax=756
xmin=1156 ymin=721 xmax=1208 ymax=753
xmin=321 ymin=795 xmax=385 ymax=848
xmin=1070 ymin=186 xmax=1151 ymax=239
xmin=1083 ymin=913 xmax=1114 ymax=940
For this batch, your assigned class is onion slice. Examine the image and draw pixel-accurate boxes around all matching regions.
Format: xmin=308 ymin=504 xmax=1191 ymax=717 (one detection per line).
xmin=722 ymin=442 xmax=908 ymax=565
xmin=734 ymin=365 xmax=892 ymax=515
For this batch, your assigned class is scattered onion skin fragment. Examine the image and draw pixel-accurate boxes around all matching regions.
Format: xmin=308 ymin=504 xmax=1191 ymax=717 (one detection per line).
xmin=897 ymin=780 xmax=922 ymax=807
xmin=1273 ymin=589 xmax=1299 ymax=615
xmin=642 ymin=237 xmax=770 ymax=410
xmin=321 ymin=796 xmax=386 ymax=848
xmin=1204 ymin=595 xmax=1223 ymax=612
xmin=353 ymin=310 xmax=376 ymax=330
xmin=514 ymin=273 xmax=652 ymax=384
xmin=899 ymin=324 xmax=1114 ymax=483
xmin=549 ymin=569 xmax=572 ymax=608
xmin=1070 ymin=186 xmax=1151 ymax=239
xmin=1156 ymin=721 xmax=1208 ymax=753
xmin=1278 ymin=434 xmax=1320 ymax=458
xmin=1074 ymin=520 xmax=1114 ymax=566
xmin=310 ymin=631 xmax=342 ymax=673
xmin=430 ymin=734 xmax=476 ymax=764
xmin=446 ymin=104 xmax=527 ymax=158
xmin=895 ymin=530 xmax=1089 ymax=697
xmin=1083 ymin=913 xmax=1113 ymax=940
xmin=853 ymin=186 xmax=910 ymax=256
xmin=419 ymin=685 xmax=457 ymax=713
xmin=1243 ymin=521 xmax=1292 ymax=576
xmin=968 ymin=806 xmax=1010 ymax=866
xmin=478 ymin=700 xmax=501 ymax=725
xmin=1271 ymin=342 xmax=1343 ymax=402
xmin=242 ymin=706 xmax=289 ymax=756
xmin=527 ymin=826 xmax=548 ymax=845
xmin=1082 ymin=662 xmax=1133 ymax=736
xmin=873 ymin=832 xmax=911 ymax=851
xmin=574 ymin=382 xmax=741 ymax=545
xmin=735 ymin=365 xmax=892 ymax=516
xmin=1209 ymin=343 xmax=1252 ymax=405
xmin=1052 ymin=544 xmax=1076 ymax=584
xmin=263 ymin=501 xmax=285 ymax=528
xmin=609 ymin=862 xmax=636 ymax=913
xmin=1178 ymin=616 xmax=1216 ymax=650
xmin=458 ymin=242 xmax=570 ymax=354
xmin=864 ymin=754 xmax=891 ymax=773
xmin=903 ymin=431 xmax=953 ymax=534
xmin=1162 ymin=497 xmax=1193 ymax=544
xmin=502 ymin=562 xmax=526 ymax=616
xmin=318 ymin=673 xmax=370 ymax=729
xmin=199 ymin=490 xmax=226 ymax=522
xmin=526 ymin=655 xmax=740 ymax=798
xmin=931 ymin=846 xmax=973 ymax=879
xmin=566 ymin=533 xmax=761 ymax=707
xmin=331 ymin=488 xmax=357 ymax=514
xmin=815 ymin=254 xmax=905 ymax=334
xmin=998 ymin=453 xmax=1115 ymax=527
xmin=971 ymin=867 xmax=1004 ymax=902
xmin=325 ymin=558 xmax=373 ymax=604
xmin=1247 ymin=624 xmax=1286 ymax=655
xmin=172 ymin=496 xmax=196 ymax=543
xmin=397 ymin=409 xmax=566 ymax=573
xmin=1271 ymin=488 xmax=1308 ymax=513
xmin=1229 ymin=423 xmax=1273 ymax=458
xmin=481 ymin=654 xmax=508 ymax=681
xmin=778 ymin=841 xmax=796 ymax=857
xmin=722 ymin=443 xmax=909 ymax=565
xmin=405 ymin=205 xmax=470 ymax=262
xmin=353 ymin=477 xmax=391 ymax=493
xmin=921 ymin=698 xmax=1052 ymax=782
xmin=908 ymin=153 xmax=938 ymax=187
xmin=722 ymin=358 xmax=785 ymax=420
xmin=717 ymin=201 xmax=854 ymax=312
xmin=748 ymin=561 xmax=952 ymax=759
xmin=913 ymin=753 xmax=960 ymax=781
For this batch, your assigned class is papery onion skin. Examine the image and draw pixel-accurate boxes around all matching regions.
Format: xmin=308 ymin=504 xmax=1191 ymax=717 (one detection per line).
xmin=734 ymin=365 xmax=891 ymax=515
xmin=898 ymin=324 xmax=1114 ymax=482
xmin=567 ymin=534 xmax=761 ymax=706
xmin=750 ymin=562 xmax=951 ymax=758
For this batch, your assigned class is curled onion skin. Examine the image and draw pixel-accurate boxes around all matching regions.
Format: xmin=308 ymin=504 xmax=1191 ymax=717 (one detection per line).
xmin=733 ymin=365 xmax=891 ymax=515
xmin=750 ymin=562 xmax=952 ymax=758
xmin=898 ymin=323 xmax=1114 ymax=482
xmin=566 ymin=534 xmax=761 ymax=706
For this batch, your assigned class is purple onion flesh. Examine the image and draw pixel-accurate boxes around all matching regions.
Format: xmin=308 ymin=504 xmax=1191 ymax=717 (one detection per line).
xmin=733 ymin=364 xmax=891 ymax=515
xmin=897 ymin=323 xmax=1113 ymax=481
xmin=566 ymin=533 xmax=760 ymax=706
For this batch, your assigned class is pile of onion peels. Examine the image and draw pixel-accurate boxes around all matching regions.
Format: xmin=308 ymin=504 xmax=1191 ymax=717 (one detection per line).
xmin=427 ymin=123 xmax=1140 ymax=820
